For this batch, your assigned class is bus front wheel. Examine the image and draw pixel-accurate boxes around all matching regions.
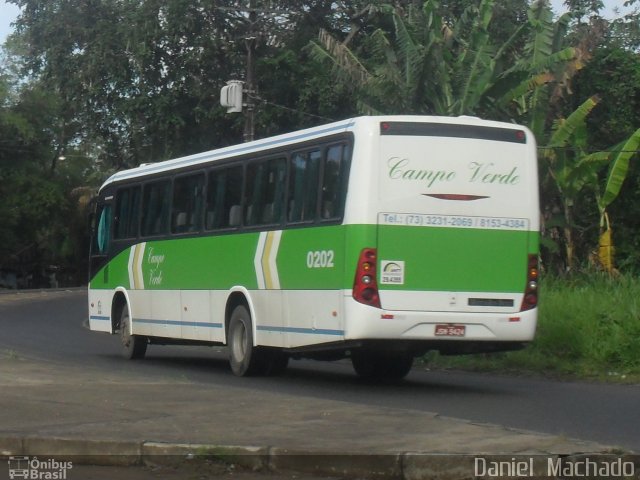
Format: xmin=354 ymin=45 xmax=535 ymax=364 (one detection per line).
xmin=119 ymin=304 xmax=147 ymax=360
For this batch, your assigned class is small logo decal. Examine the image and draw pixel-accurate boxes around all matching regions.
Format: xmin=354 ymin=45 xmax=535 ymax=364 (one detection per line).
xmin=380 ymin=261 xmax=405 ymax=285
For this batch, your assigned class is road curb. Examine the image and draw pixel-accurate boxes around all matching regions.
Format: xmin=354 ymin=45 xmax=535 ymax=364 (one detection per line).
xmin=0 ymin=436 xmax=624 ymax=480
xmin=268 ymin=448 xmax=402 ymax=479
xmin=0 ymin=287 xmax=85 ymax=296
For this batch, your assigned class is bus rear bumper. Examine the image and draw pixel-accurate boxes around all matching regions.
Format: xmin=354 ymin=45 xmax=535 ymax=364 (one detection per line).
xmin=343 ymin=300 xmax=537 ymax=346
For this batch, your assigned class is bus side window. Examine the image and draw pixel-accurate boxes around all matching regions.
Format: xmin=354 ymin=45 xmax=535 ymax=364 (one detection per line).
xmin=245 ymin=157 xmax=286 ymax=227
xmin=142 ymin=180 xmax=171 ymax=237
xmin=206 ymin=166 xmax=243 ymax=230
xmin=114 ymin=186 xmax=141 ymax=239
xmin=288 ymin=149 xmax=321 ymax=223
xmin=172 ymin=173 xmax=204 ymax=234
xmin=321 ymin=144 xmax=350 ymax=220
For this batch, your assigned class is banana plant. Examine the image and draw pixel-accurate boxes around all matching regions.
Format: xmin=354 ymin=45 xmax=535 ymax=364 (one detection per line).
xmin=541 ymin=96 xmax=601 ymax=271
xmin=309 ymin=0 xmax=583 ymax=123
xmin=594 ymin=128 xmax=640 ymax=273
xmin=544 ymin=105 xmax=639 ymax=272
xmin=308 ymin=0 xmax=525 ymax=116
xmin=495 ymin=1 xmax=586 ymax=141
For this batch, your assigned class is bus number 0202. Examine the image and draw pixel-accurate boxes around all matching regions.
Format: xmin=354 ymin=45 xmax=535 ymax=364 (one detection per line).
xmin=306 ymin=250 xmax=335 ymax=268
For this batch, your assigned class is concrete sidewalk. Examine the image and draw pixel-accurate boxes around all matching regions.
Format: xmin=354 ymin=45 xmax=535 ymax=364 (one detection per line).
xmin=0 ymin=352 xmax=623 ymax=480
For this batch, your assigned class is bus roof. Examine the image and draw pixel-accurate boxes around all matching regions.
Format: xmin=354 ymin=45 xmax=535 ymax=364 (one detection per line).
xmin=100 ymin=115 xmax=529 ymax=190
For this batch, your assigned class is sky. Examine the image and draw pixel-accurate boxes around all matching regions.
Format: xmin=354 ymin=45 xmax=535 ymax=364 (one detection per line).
xmin=0 ymin=0 xmax=19 ymax=44
xmin=0 ymin=0 xmax=635 ymax=45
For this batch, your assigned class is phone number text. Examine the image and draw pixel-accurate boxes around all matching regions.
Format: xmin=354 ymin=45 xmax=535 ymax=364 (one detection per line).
xmin=380 ymin=213 xmax=529 ymax=230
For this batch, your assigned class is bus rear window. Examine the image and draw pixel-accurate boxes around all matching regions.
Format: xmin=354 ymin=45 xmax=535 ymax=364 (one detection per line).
xmin=380 ymin=121 xmax=527 ymax=144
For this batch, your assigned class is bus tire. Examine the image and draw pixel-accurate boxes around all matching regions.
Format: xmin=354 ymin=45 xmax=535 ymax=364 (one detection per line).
xmin=351 ymin=350 xmax=413 ymax=381
xmin=228 ymin=305 xmax=265 ymax=376
xmin=119 ymin=303 xmax=147 ymax=360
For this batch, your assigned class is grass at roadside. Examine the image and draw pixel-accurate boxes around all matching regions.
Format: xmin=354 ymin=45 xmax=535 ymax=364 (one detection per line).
xmin=425 ymin=273 xmax=640 ymax=382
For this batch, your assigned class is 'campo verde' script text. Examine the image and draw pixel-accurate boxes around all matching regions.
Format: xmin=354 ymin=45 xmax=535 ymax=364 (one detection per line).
xmin=387 ymin=157 xmax=520 ymax=187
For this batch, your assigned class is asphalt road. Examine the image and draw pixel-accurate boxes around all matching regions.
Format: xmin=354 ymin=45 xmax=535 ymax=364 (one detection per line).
xmin=1 ymin=289 xmax=639 ymax=452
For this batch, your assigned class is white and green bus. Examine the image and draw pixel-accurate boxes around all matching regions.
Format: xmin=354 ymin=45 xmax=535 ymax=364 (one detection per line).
xmin=88 ymin=115 xmax=540 ymax=379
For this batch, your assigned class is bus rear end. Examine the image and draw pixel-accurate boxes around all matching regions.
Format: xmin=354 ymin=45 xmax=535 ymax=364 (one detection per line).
xmin=347 ymin=117 xmax=539 ymax=359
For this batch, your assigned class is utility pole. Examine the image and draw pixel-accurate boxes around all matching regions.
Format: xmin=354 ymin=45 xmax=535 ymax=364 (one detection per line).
xmin=243 ymin=0 xmax=257 ymax=143
xmin=220 ymin=1 xmax=295 ymax=141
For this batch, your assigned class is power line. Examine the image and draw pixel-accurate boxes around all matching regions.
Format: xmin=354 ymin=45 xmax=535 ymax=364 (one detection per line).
xmin=248 ymin=94 xmax=335 ymax=123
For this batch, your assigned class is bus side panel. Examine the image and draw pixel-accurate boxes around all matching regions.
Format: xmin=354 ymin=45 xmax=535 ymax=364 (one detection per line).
xmin=132 ymin=290 xmax=182 ymax=338
xmin=88 ymin=288 xmax=115 ymax=333
xmin=280 ymin=291 xmax=344 ymax=348
xmin=129 ymin=289 xmax=152 ymax=336
xmin=88 ymin=248 xmax=131 ymax=333
xmin=211 ymin=290 xmax=230 ymax=344
xmin=275 ymin=225 xmax=347 ymax=348
xmin=251 ymin=290 xmax=284 ymax=348
xmin=180 ymin=290 xmax=214 ymax=342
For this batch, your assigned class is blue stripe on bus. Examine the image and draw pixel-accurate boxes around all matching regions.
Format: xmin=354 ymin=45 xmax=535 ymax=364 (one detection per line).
xmin=133 ymin=318 xmax=223 ymax=329
xmin=99 ymin=317 xmax=341 ymax=336
xmin=108 ymin=120 xmax=356 ymax=184
xmin=256 ymin=325 xmax=344 ymax=336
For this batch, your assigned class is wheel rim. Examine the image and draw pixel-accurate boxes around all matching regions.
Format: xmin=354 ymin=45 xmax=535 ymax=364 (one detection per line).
xmin=232 ymin=320 xmax=247 ymax=362
xmin=120 ymin=314 xmax=131 ymax=349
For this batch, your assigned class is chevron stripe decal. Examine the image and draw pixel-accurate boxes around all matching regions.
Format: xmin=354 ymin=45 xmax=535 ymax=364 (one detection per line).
xmin=254 ymin=231 xmax=282 ymax=290
xmin=128 ymin=242 xmax=146 ymax=290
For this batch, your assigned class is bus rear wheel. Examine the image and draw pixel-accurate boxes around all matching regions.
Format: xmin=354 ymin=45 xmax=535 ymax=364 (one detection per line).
xmin=228 ymin=305 xmax=266 ymax=376
xmin=351 ymin=349 xmax=413 ymax=381
xmin=119 ymin=304 xmax=147 ymax=360
xmin=228 ymin=305 xmax=290 ymax=376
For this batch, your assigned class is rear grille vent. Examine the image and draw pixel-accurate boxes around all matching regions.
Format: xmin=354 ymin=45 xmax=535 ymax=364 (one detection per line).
xmin=468 ymin=298 xmax=514 ymax=307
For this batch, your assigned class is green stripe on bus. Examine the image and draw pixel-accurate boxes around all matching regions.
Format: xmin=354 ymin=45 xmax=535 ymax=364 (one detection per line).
xmin=90 ymin=223 xmax=535 ymax=293
xmin=377 ymin=225 xmax=530 ymax=292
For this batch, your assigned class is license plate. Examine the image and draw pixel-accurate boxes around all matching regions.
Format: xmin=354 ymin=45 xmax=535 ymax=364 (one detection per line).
xmin=435 ymin=324 xmax=466 ymax=337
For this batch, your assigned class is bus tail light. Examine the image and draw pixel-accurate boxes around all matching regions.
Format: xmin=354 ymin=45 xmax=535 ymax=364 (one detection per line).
xmin=353 ymin=248 xmax=381 ymax=308
xmin=520 ymin=254 xmax=539 ymax=311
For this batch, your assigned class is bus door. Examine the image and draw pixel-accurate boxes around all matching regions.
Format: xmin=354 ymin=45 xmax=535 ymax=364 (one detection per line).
xmin=88 ymin=192 xmax=114 ymax=332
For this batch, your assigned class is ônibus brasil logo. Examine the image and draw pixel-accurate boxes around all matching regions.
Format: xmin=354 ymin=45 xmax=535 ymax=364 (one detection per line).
xmin=7 ymin=457 xmax=73 ymax=480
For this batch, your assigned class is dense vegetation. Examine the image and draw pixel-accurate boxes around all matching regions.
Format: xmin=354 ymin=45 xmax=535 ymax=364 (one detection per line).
xmin=0 ymin=0 xmax=639 ymax=287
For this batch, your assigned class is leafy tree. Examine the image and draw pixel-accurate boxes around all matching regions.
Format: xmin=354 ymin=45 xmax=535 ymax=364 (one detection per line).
xmin=308 ymin=0 xmax=583 ymax=125
xmin=0 ymin=76 xmax=73 ymax=285
xmin=7 ymin=0 xmax=245 ymax=167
